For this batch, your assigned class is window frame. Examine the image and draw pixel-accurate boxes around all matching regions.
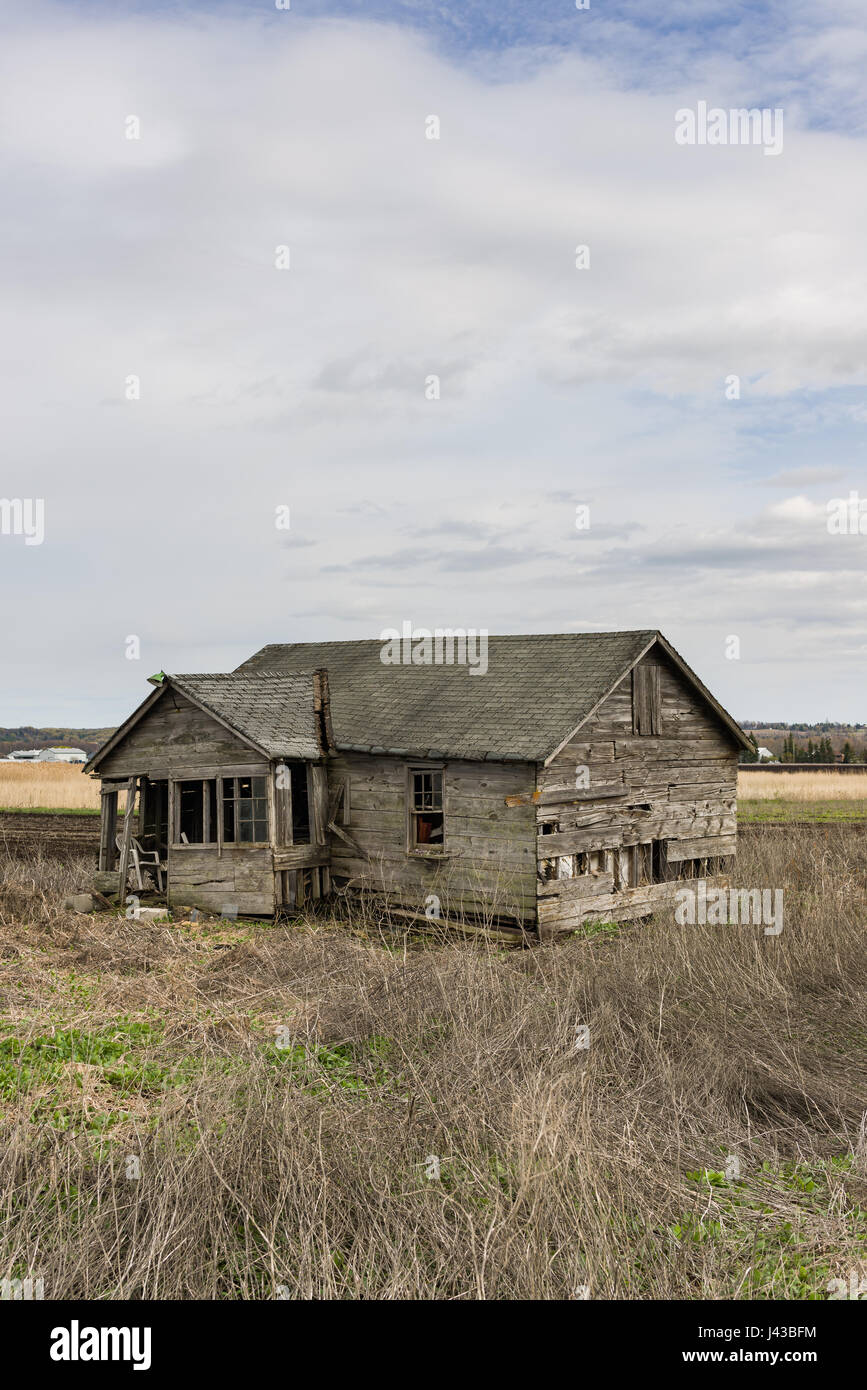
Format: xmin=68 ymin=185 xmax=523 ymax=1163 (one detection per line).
xmin=171 ymin=777 xmax=218 ymax=848
xmin=221 ymin=773 xmax=270 ymax=847
xmin=169 ymin=769 xmax=272 ymax=850
xmin=406 ymin=763 xmax=446 ymax=856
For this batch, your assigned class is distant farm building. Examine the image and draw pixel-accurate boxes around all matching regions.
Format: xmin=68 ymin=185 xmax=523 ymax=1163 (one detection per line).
xmin=6 ymin=746 xmax=88 ymax=763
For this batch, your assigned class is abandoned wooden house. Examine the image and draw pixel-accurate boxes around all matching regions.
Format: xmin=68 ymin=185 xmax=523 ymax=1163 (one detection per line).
xmin=84 ymin=631 xmax=751 ymax=938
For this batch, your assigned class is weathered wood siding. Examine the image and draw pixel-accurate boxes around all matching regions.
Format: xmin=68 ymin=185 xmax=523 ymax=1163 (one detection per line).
xmin=97 ymin=692 xmax=258 ymax=777
xmin=167 ymin=846 xmax=275 ymax=916
xmin=326 ymin=753 xmax=537 ymax=923
xmin=536 ymin=650 xmax=739 ymax=934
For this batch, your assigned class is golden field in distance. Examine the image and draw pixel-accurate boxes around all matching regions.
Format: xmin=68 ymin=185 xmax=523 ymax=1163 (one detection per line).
xmin=737 ymin=769 xmax=867 ymax=801
xmin=737 ymin=769 xmax=867 ymax=823
xmin=0 ymin=759 xmax=864 ymax=812
xmin=0 ymin=761 xmax=109 ymax=812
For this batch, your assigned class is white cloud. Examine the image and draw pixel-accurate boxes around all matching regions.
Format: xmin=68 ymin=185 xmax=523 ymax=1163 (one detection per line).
xmin=767 ymin=495 xmax=827 ymax=521
xmin=1 ymin=4 xmax=866 ymax=722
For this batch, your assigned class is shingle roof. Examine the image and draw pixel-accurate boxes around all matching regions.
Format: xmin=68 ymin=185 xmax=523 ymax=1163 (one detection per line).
xmin=235 ymin=631 xmax=667 ymax=762
xmin=86 ymin=629 xmax=749 ymax=776
xmin=169 ymin=672 xmax=324 ymax=760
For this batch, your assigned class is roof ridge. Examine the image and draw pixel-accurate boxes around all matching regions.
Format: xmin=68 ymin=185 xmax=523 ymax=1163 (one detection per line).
xmin=253 ymin=629 xmax=657 ymax=645
xmin=172 ymin=669 xmax=320 ymax=679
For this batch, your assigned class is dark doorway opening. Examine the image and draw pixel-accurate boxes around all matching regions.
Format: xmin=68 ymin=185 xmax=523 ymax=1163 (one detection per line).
xmin=140 ymin=778 xmax=169 ymax=857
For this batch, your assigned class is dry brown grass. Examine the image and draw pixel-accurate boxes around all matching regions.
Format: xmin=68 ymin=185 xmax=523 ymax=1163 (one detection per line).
xmin=0 ymin=762 xmax=102 ymax=812
xmin=738 ymin=769 xmax=867 ymax=801
xmin=0 ymin=829 xmax=864 ymax=1300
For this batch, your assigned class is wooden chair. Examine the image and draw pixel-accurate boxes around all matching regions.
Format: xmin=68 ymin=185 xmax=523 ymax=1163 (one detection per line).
xmin=115 ymin=835 xmax=165 ymax=892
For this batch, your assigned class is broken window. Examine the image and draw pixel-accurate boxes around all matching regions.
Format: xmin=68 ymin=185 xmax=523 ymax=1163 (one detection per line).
xmin=651 ymin=839 xmax=667 ymax=883
xmin=637 ymin=842 xmax=653 ymax=886
xmin=222 ymin=775 xmax=268 ymax=844
xmin=409 ymin=768 xmax=444 ymax=850
xmin=670 ymin=855 xmax=718 ymax=880
xmin=633 ymin=664 xmax=661 ymax=736
xmin=539 ymin=840 xmax=613 ymax=883
xmin=588 ymin=849 xmax=608 ymax=875
xmin=616 ymin=840 xmax=669 ymax=888
xmin=176 ymin=779 xmax=217 ymax=844
xmin=615 ymin=845 xmax=637 ymax=890
xmin=539 ymin=820 xmax=559 ymax=878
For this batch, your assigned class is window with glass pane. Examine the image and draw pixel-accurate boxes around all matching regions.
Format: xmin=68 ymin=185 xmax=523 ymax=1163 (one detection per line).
xmin=410 ymin=768 xmax=444 ymax=849
xmin=222 ymin=775 xmax=268 ymax=843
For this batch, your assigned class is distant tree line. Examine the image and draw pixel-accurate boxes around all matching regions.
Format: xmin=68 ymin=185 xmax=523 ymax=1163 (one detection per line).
xmin=739 ymin=731 xmax=867 ymax=764
xmin=0 ymin=726 xmax=113 ymax=761
xmin=740 ymin=721 xmax=866 ymax=732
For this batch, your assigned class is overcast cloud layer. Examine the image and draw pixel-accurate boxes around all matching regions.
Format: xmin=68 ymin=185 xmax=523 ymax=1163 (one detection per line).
xmin=1 ymin=0 xmax=865 ymax=726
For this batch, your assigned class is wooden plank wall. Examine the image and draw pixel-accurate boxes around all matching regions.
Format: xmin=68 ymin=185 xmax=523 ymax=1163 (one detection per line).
xmin=326 ymin=753 xmax=538 ymax=923
xmin=97 ymin=692 xmax=256 ymax=777
xmin=536 ymin=651 xmax=740 ymax=933
xmin=168 ymin=846 xmax=275 ymax=916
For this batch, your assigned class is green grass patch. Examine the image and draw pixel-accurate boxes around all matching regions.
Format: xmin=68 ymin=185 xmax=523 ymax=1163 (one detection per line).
xmin=264 ymin=1036 xmax=398 ymax=1097
xmin=571 ymin=919 xmax=623 ymax=940
xmin=0 ymin=1019 xmax=200 ymax=1115
xmin=669 ymin=1157 xmax=866 ymax=1299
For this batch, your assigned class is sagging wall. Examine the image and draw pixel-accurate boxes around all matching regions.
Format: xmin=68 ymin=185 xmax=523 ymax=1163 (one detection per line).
xmin=325 ymin=752 xmax=538 ymax=923
xmin=536 ymin=649 xmax=740 ymax=935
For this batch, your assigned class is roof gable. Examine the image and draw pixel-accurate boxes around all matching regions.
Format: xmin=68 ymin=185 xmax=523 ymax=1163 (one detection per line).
xmin=543 ymin=632 xmax=750 ymax=762
xmin=85 ymin=670 xmax=328 ymax=773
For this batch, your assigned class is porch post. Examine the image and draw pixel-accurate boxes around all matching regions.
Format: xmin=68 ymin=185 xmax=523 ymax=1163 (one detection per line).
xmin=98 ymin=788 xmax=118 ymax=871
xmin=117 ymin=777 xmax=138 ymax=902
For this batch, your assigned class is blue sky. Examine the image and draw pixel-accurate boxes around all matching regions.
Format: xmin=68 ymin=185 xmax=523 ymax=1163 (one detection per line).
xmin=44 ymin=0 xmax=867 ymax=125
xmin=1 ymin=0 xmax=865 ymax=725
